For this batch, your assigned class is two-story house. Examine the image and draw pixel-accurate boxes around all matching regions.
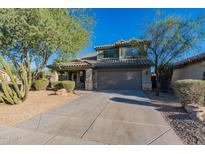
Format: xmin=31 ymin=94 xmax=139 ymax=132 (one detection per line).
xmin=47 ymin=39 xmax=153 ymax=90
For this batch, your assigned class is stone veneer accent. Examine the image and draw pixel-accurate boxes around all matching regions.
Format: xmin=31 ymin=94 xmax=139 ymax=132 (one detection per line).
xmin=76 ymin=71 xmax=81 ymax=89
xmin=93 ymin=70 xmax=98 ymax=89
xmin=85 ymin=68 xmax=93 ymax=90
xmin=142 ymin=68 xmax=152 ymax=91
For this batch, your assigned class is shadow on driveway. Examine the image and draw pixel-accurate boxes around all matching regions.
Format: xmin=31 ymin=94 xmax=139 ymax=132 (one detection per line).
xmin=144 ymin=91 xmax=191 ymax=121
xmin=110 ymin=97 xmax=153 ymax=107
xmin=95 ymin=90 xmax=148 ymax=98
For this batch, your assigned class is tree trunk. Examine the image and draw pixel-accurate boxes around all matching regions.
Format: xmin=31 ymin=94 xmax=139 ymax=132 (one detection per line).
xmin=155 ymin=71 xmax=160 ymax=96
xmin=156 ymin=80 xmax=160 ymax=96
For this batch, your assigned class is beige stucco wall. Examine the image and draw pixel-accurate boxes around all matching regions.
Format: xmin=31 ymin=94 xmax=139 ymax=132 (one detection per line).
xmin=172 ymin=61 xmax=205 ymax=83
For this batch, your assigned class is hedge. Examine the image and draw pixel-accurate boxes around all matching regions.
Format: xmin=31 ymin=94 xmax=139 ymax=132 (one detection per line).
xmin=173 ymin=79 xmax=205 ymax=106
xmin=52 ymin=80 xmax=75 ymax=92
xmin=33 ymin=79 xmax=49 ymax=91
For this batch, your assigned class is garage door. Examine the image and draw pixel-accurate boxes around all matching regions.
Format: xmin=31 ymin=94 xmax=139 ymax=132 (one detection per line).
xmin=97 ymin=69 xmax=142 ymax=90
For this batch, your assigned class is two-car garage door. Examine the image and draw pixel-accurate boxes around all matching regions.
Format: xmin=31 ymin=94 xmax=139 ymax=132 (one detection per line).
xmin=97 ymin=69 xmax=142 ymax=90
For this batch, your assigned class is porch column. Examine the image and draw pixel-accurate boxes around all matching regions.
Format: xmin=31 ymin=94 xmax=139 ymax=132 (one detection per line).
xmin=51 ymin=70 xmax=59 ymax=81
xmin=85 ymin=68 xmax=93 ymax=90
xmin=76 ymin=71 xmax=81 ymax=89
xmin=93 ymin=70 xmax=98 ymax=89
xmin=142 ymin=68 xmax=152 ymax=91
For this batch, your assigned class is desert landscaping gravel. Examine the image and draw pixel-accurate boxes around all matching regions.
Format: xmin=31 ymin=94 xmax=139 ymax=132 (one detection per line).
xmin=145 ymin=91 xmax=205 ymax=145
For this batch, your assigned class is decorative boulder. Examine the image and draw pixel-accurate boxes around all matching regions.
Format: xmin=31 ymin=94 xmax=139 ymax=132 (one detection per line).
xmin=197 ymin=106 xmax=205 ymax=113
xmin=55 ymin=88 xmax=67 ymax=96
xmin=185 ymin=104 xmax=205 ymax=122
xmin=184 ymin=104 xmax=199 ymax=113
xmin=188 ymin=109 xmax=205 ymax=122
xmin=201 ymin=126 xmax=205 ymax=133
xmin=189 ymin=111 xmax=205 ymax=122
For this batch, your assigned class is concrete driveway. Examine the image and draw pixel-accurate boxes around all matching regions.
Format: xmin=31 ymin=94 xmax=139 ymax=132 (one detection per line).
xmin=0 ymin=90 xmax=182 ymax=145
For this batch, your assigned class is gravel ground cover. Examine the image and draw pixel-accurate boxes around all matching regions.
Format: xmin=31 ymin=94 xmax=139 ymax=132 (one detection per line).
xmin=145 ymin=91 xmax=205 ymax=145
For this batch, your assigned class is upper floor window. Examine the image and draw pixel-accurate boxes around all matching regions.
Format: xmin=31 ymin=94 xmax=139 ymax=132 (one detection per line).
xmin=103 ymin=49 xmax=119 ymax=58
xmin=121 ymin=47 xmax=140 ymax=59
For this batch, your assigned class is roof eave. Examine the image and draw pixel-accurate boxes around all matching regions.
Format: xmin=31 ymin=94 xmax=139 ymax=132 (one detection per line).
xmin=94 ymin=40 xmax=151 ymax=50
xmin=94 ymin=64 xmax=152 ymax=69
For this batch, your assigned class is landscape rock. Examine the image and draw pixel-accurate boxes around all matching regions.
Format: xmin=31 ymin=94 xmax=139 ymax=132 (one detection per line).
xmin=189 ymin=112 xmax=198 ymax=121
xmin=184 ymin=104 xmax=198 ymax=113
xmin=201 ymin=126 xmax=205 ymax=134
xmin=189 ymin=111 xmax=205 ymax=122
xmin=198 ymin=106 xmax=205 ymax=113
xmin=201 ymin=114 xmax=205 ymax=122
xmin=55 ymin=88 xmax=67 ymax=96
xmin=184 ymin=104 xmax=205 ymax=122
xmin=145 ymin=91 xmax=205 ymax=145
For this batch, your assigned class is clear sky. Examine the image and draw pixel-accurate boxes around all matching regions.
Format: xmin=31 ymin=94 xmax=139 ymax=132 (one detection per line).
xmin=47 ymin=8 xmax=205 ymax=65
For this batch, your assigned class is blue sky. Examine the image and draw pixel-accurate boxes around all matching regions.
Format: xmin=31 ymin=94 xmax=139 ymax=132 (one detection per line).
xmin=47 ymin=8 xmax=205 ymax=64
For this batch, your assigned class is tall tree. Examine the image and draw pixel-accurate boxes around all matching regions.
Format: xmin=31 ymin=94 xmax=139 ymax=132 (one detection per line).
xmin=32 ymin=9 xmax=94 ymax=78
xmin=0 ymin=9 xmax=93 ymax=104
xmin=143 ymin=11 xmax=205 ymax=96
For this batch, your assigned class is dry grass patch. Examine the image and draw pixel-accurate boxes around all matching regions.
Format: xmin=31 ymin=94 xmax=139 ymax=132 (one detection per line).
xmin=0 ymin=90 xmax=79 ymax=126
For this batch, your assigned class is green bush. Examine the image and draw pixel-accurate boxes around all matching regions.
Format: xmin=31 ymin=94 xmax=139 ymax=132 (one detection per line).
xmin=33 ymin=79 xmax=49 ymax=90
xmin=52 ymin=80 xmax=75 ymax=92
xmin=38 ymin=71 xmax=45 ymax=79
xmin=51 ymin=81 xmax=61 ymax=89
xmin=173 ymin=79 xmax=205 ymax=106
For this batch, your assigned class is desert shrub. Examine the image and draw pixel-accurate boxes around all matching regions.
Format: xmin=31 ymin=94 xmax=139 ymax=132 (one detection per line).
xmin=38 ymin=71 xmax=45 ymax=79
xmin=51 ymin=81 xmax=60 ymax=90
xmin=51 ymin=81 xmax=60 ymax=87
xmin=61 ymin=81 xmax=75 ymax=92
xmin=52 ymin=80 xmax=75 ymax=92
xmin=33 ymin=79 xmax=49 ymax=90
xmin=173 ymin=79 xmax=205 ymax=106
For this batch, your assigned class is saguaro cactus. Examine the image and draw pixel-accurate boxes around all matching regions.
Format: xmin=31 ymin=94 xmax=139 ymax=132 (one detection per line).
xmin=0 ymin=55 xmax=32 ymax=105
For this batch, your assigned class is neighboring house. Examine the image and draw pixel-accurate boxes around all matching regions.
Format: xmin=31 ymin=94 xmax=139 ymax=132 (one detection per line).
xmin=172 ymin=52 xmax=205 ymax=82
xmin=0 ymin=69 xmax=10 ymax=82
xmin=47 ymin=39 xmax=154 ymax=90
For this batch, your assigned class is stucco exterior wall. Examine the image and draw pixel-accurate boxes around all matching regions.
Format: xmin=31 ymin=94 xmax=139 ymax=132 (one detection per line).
xmin=172 ymin=61 xmax=205 ymax=83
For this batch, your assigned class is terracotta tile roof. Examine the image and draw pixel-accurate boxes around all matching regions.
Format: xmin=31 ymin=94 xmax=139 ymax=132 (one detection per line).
xmin=174 ymin=52 xmax=205 ymax=68
xmin=47 ymin=61 xmax=91 ymax=70
xmin=47 ymin=57 xmax=153 ymax=70
xmin=94 ymin=58 xmax=154 ymax=68
xmin=94 ymin=39 xmax=150 ymax=50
